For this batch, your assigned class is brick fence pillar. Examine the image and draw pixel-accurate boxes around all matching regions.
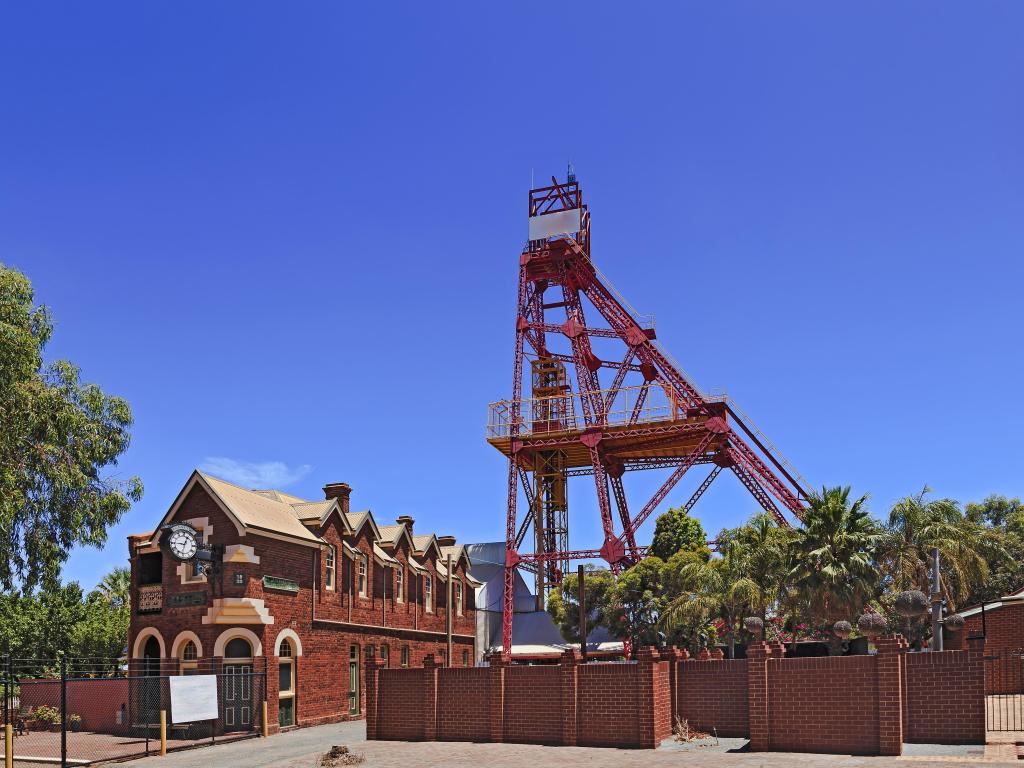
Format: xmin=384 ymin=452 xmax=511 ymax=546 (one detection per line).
xmin=875 ymin=634 xmax=908 ymax=756
xmin=746 ymin=640 xmax=775 ymax=751
xmin=422 ymin=653 xmax=440 ymax=741
xmin=364 ymin=658 xmax=381 ymax=740
xmin=636 ymin=646 xmax=670 ymax=748
xmin=560 ymin=648 xmax=581 ymax=746
xmin=486 ymin=651 xmax=506 ymax=743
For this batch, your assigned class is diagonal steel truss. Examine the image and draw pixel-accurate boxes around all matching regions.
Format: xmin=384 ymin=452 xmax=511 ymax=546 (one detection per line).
xmin=495 ymin=176 xmax=809 ymax=658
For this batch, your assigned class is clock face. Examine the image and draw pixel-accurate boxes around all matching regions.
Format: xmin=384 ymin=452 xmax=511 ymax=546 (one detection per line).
xmin=166 ymin=526 xmax=198 ymax=561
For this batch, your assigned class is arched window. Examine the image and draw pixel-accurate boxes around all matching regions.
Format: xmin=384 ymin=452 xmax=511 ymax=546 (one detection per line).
xmin=278 ymin=639 xmax=296 ymax=727
xmin=396 ymin=566 xmax=405 ymax=603
xmin=225 ymin=638 xmax=253 ymax=660
xmin=180 ymin=640 xmax=199 ymax=673
xmin=325 ymin=545 xmax=335 ymax=590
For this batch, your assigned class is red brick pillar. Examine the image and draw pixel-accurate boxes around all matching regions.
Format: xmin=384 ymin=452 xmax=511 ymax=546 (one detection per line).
xmin=635 ymin=646 xmax=670 ymax=748
xmin=875 ymin=634 xmax=908 ymax=756
xmin=364 ymin=657 xmax=381 ymax=740
xmin=711 ymin=648 xmax=725 ymax=660
xmin=966 ymin=634 xmax=988 ymax=695
xmin=486 ymin=651 xmax=505 ymax=743
xmin=560 ymin=648 xmax=581 ymax=746
xmin=697 ymin=647 xmax=711 ymax=661
xmin=422 ymin=654 xmax=439 ymax=741
xmin=746 ymin=640 xmax=775 ymax=751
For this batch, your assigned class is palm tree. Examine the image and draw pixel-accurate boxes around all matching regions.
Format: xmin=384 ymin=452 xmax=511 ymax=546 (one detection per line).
xmin=879 ymin=487 xmax=988 ymax=609
xmin=787 ymin=487 xmax=882 ymax=636
xmin=96 ymin=567 xmax=131 ymax=611
xmin=661 ymin=540 xmax=759 ymax=658
xmin=732 ymin=513 xmax=796 ymax=625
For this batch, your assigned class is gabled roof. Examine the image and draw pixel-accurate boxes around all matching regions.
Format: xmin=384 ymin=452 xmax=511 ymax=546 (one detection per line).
xmin=376 ymin=523 xmax=416 ymax=551
xmin=346 ymin=510 xmax=381 ymax=541
xmin=439 ymin=544 xmax=471 ymax=570
xmin=155 ymin=471 xmax=323 ymax=548
xmin=289 ymin=500 xmax=336 ymax=522
xmin=412 ymin=533 xmax=441 ymax=558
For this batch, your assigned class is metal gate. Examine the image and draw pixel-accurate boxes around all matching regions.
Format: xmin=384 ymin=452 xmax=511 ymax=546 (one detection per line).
xmin=984 ymin=649 xmax=1024 ymax=731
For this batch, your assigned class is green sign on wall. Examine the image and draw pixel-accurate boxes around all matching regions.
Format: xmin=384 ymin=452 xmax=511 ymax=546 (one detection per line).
xmin=262 ymin=575 xmax=300 ymax=593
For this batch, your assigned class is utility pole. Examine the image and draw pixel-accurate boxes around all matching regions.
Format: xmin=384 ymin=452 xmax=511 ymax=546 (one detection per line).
xmin=930 ymin=547 xmax=943 ymax=652
xmin=578 ymin=564 xmax=587 ymax=662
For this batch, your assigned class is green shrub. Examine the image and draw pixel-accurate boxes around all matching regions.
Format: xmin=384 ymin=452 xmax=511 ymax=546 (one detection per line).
xmin=32 ymin=705 xmax=61 ymax=724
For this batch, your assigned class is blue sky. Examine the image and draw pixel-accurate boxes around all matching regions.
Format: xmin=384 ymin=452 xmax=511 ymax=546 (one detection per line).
xmin=2 ymin=3 xmax=1022 ymax=591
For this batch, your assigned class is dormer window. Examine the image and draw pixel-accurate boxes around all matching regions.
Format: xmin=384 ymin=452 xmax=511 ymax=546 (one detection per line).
xmin=424 ymin=574 xmax=433 ymax=613
xmin=455 ymin=580 xmax=463 ymax=616
xmin=396 ymin=565 xmax=405 ymax=603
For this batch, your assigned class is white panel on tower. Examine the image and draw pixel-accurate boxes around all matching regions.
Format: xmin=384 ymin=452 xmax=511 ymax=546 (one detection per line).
xmin=528 ymin=208 xmax=582 ymax=241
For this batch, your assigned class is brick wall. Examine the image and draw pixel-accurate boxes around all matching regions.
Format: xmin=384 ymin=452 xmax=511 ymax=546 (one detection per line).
xmin=503 ymin=665 xmax=563 ymax=744
xmin=677 ymin=658 xmax=748 ymax=737
xmin=904 ymin=650 xmax=985 ymax=743
xmin=19 ymin=679 xmax=129 ymax=733
xmin=964 ymin=602 xmax=1024 ymax=653
xmin=375 ymin=668 xmax=427 ymax=740
xmin=370 ymin=638 xmax=986 ymax=755
xmin=437 ymin=667 xmax=491 ymax=742
xmin=767 ymin=655 xmax=879 ymax=755
xmin=369 ymin=649 xmax=666 ymax=749
xmin=576 ymin=663 xmax=638 ymax=747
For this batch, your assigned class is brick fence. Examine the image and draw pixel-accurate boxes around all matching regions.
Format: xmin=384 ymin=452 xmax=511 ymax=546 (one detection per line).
xmin=368 ymin=647 xmax=670 ymax=749
xmin=366 ymin=634 xmax=987 ymax=755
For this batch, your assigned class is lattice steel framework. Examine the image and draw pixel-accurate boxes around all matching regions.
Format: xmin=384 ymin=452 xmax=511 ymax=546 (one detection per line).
xmin=487 ymin=174 xmax=811 ymax=659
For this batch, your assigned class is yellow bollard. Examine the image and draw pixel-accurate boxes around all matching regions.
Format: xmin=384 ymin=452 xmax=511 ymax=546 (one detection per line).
xmin=5 ymin=722 xmax=12 ymax=768
xmin=159 ymin=710 xmax=167 ymax=756
xmin=262 ymin=701 xmax=269 ymax=737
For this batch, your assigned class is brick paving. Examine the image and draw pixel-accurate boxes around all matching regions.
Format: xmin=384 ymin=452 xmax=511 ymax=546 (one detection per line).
xmin=107 ymin=720 xmax=1024 ymax=768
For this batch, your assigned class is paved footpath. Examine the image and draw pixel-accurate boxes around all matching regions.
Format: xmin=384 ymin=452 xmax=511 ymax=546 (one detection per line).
xmin=111 ymin=721 xmax=1023 ymax=768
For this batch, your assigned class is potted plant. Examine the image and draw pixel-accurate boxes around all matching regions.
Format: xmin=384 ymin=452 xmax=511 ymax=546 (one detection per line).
xmin=33 ymin=705 xmax=61 ymax=732
xmin=69 ymin=714 xmax=83 ymax=732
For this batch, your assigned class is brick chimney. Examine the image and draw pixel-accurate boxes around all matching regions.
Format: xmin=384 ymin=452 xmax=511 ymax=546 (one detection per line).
xmin=396 ymin=515 xmax=415 ymax=533
xmin=436 ymin=535 xmax=456 ymax=547
xmin=323 ymin=482 xmax=352 ymax=515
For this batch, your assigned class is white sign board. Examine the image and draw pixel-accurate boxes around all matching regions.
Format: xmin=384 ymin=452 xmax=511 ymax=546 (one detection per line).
xmin=169 ymin=674 xmax=219 ymax=724
xmin=528 ymin=208 xmax=582 ymax=241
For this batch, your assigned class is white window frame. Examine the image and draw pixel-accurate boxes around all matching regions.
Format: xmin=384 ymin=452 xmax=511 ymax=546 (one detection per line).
xmin=325 ymin=545 xmax=336 ymax=591
xmin=455 ymin=580 xmax=463 ymax=616
xmin=180 ymin=640 xmax=198 ymax=674
xmin=424 ymin=574 xmax=433 ymax=613
xmin=357 ymin=554 xmax=368 ymax=598
xmin=278 ymin=639 xmax=295 ymax=727
xmin=396 ymin=565 xmax=405 ymax=603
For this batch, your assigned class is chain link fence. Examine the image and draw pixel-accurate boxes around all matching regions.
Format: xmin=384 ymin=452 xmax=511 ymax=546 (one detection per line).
xmin=2 ymin=656 xmax=266 ymax=767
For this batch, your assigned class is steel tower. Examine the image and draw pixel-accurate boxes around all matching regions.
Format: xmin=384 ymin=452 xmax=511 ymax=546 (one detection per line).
xmin=486 ymin=174 xmax=810 ymax=658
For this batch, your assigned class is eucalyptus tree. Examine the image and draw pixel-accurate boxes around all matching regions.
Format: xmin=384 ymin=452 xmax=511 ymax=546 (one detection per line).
xmin=0 ymin=265 xmax=142 ymax=590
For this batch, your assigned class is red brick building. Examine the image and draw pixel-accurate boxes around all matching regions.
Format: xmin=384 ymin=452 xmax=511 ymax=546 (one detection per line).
xmin=128 ymin=470 xmax=479 ymax=733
